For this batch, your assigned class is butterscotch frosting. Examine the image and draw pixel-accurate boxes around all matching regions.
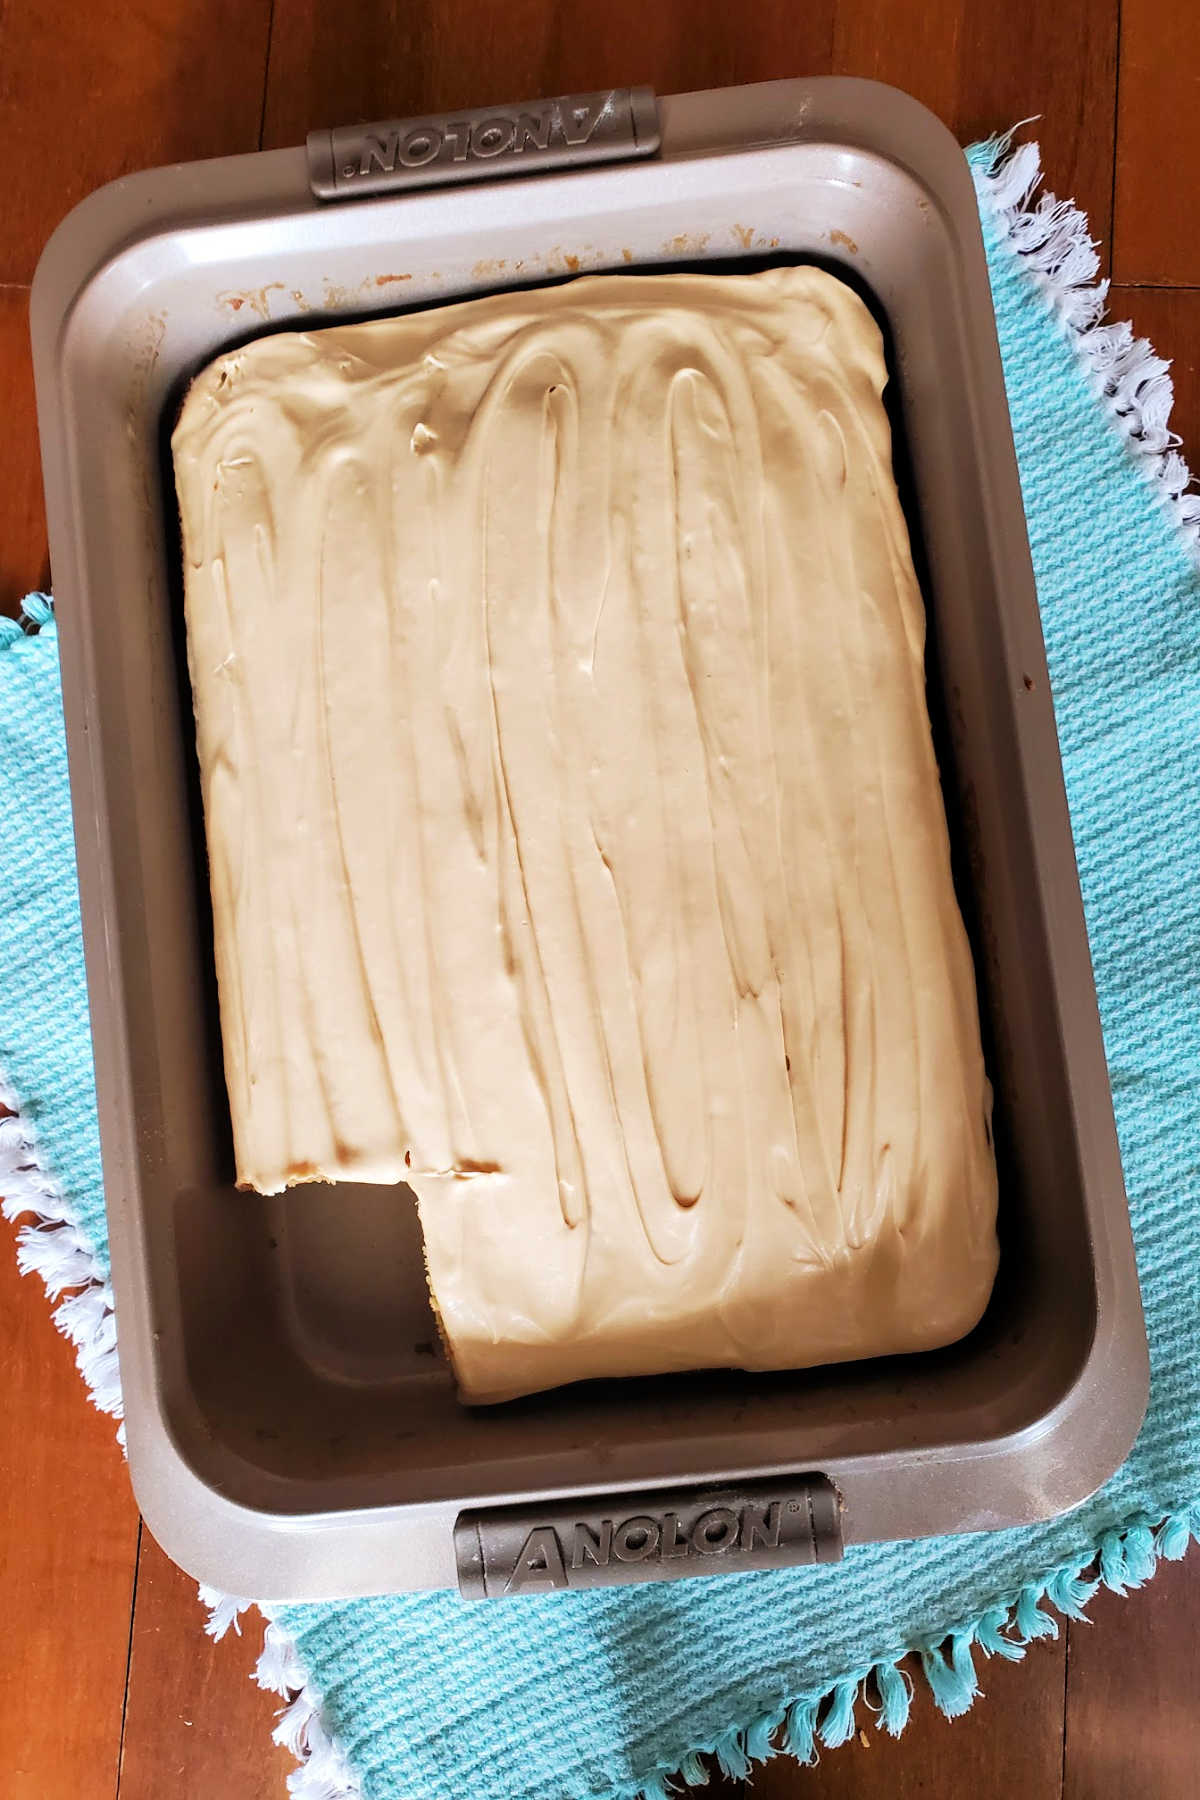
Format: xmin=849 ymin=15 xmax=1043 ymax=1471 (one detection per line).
xmin=174 ymin=266 xmax=999 ymax=1403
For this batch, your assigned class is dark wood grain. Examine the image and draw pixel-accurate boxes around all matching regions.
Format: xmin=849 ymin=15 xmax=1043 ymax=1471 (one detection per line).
xmin=1064 ymin=1553 xmax=1200 ymax=1800
xmin=261 ymin=0 xmax=836 ymax=147
xmin=117 ymin=1534 xmax=292 ymax=1800
xmin=832 ymin=0 xmax=1120 ymax=263
xmin=0 ymin=1219 xmax=139 ymax=1799
xmin=0 ymin=0 xmax=274 ymax=283
xmin=1113 ymin=0 xmax=1200 ymax=284
xmin=0 ymin=288 xmax=48 ymax=616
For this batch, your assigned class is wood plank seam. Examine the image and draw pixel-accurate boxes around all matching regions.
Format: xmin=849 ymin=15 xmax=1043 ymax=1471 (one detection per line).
xmin=1108 ymin=0 xmax=1123 ymax=280
xmin=257 ymin=0 xmax=279 ymax=152
xmin=1060 ymin=1617 xmax=1071 ymax=1798
xmin=113 ymin=1521 xmax=144 ymax=1800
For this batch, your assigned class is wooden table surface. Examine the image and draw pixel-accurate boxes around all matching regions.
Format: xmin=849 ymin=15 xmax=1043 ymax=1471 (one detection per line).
xmin=1 ymin=3 xmax=1196 ymax=1796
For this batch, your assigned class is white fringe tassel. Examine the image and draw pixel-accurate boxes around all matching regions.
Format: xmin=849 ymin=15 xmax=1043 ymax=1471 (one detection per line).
xmin=972 ymin=135 xmax=1200 ymax=554
xmin=0 ymin=1075 xmax=123 ymax=1421
xmin=1 ymin=1064 xmax=360 ymax=1796
xmin=202 ymin=1600 xmax=362 ymax=1800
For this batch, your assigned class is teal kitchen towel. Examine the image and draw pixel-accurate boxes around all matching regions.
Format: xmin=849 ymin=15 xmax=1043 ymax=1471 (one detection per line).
xmin=2 ymin=135 xmax=1199 ymax=1800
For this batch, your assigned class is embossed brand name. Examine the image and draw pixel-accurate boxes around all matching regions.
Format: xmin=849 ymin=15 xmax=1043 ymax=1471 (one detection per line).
xmin=346 ymin=97 xmax=610 ymax=182
xmin=504 ymin=1498 xmax=800 ymax=1594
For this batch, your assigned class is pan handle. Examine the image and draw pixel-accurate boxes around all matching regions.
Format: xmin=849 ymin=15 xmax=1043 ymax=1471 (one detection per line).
xmin=307 ymin=88 xmax=660 ymax=204
xmin=454 ymin=1473 xmax=842 ymax=1600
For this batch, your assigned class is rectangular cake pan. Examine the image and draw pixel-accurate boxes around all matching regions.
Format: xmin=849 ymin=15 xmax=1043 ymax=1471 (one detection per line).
xmin=30 ymin=78 xmax=1149 ymax=1600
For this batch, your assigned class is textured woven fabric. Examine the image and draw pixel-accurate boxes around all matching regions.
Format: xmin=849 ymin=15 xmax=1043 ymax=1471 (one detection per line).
xmin=0 ymin=595 xmax=103 ymax=1220
xmin=2 ymin=153 xmax=1199 ymax=1800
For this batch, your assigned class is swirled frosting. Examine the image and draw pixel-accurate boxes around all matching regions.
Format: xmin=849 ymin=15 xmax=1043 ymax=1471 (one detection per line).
xmin=174 ymin=266 xmax=999 ymax=1403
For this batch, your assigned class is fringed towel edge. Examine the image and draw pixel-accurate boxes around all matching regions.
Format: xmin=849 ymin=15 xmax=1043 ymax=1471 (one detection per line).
xmin=624 ymin=1507 xmax=1200 ymax=1799
xmin=0 ymin=1063 xmax=123 ymax=1423
xmin=969 ymin=132 xmax=1200 ymax=556
xmin=202 ymin=1600 xmax=363 ymax=1800
xmin=0 ymin=594 xmax=363 ymax=1800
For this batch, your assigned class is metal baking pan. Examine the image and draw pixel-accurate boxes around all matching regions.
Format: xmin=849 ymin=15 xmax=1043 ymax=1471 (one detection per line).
xmin=30 ymin=78 xmax=1149 ymax=1601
